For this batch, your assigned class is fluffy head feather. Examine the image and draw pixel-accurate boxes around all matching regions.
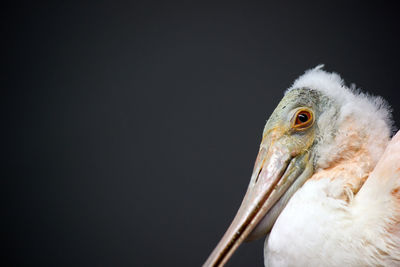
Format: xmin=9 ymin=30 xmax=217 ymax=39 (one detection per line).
xmin=287 ymin=65 xmax=393 ymax=170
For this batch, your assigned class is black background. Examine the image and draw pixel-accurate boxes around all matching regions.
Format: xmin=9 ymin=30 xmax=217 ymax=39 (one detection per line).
xmin=3 ymin=1 xmax=400 ymax=266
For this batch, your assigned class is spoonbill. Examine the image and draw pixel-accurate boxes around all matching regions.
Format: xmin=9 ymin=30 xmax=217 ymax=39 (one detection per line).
xmin=204 ymin=66 xmax=400 ymax=266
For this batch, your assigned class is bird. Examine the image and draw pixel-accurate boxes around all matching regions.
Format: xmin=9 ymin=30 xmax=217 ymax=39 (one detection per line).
xmin=203 ymin=65 xmax=400 ymax=267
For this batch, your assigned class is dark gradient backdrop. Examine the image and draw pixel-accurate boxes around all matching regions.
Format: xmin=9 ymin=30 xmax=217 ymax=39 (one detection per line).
xmin=3 ymin=1 xmax=400 ymax=266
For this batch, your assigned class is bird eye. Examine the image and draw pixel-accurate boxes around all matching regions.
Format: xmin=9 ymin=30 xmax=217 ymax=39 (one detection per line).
xmin=293 ymin=109 xmax=313 ymax=129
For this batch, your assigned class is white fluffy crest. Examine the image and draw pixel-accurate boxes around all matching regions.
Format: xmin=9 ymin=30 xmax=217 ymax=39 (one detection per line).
xmin=287 ymin=65 xmax=393 ymax=169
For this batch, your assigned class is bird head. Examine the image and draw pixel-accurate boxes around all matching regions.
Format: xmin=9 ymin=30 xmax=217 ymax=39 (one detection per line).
xmin=204 ymin=65 xmax=392 ymax=266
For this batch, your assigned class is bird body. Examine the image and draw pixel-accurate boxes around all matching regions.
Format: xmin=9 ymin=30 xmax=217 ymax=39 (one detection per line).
xmin=204 ymin=66 xmax=400 ymax=267
xmin=266 ymin=132 xmax=400 ymax=266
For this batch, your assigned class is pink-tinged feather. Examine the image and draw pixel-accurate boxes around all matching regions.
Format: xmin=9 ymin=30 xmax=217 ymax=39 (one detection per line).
xmin=352 ymin=130 xmax=400 ymax=262
xmin=359 ymin=130 xmax=400 ymax=193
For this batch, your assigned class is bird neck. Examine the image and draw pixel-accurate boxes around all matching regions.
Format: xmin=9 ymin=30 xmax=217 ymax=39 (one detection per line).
xmin=311 ymin=117 xmax=390 ymax=201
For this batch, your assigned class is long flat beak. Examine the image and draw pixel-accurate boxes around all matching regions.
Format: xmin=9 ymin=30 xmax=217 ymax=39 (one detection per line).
xmin=203 ymin=137 xmax=309 ymax=267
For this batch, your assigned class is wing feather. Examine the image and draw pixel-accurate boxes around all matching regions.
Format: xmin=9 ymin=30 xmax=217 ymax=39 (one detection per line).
xmin=353 ymin=130 xmax=400 ymax=264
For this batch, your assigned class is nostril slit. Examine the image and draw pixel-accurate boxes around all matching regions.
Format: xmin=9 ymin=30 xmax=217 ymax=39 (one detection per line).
xmin=255 ymin=167 xmax=263 ymax=183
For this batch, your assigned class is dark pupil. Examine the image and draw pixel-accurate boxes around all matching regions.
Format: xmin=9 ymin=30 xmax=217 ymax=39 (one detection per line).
xmin=298 ymin=113 xmax=308 ymax=123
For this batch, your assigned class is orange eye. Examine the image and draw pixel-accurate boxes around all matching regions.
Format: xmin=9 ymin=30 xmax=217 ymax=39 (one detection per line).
xmin=293 ymin=109 xmax=313 ymax=129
